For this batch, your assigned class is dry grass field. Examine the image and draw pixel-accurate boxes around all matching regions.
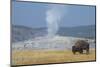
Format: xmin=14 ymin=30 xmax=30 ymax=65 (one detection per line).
xmin=12 ymin=49 xmax=95 ymax=66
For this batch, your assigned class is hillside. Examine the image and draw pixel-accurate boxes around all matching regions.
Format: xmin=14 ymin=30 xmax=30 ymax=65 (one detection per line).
xmin=58 ymin=25 xmax=95 ymax=39
xmin=12 ymin=25 xmax=95 ymax=43
xmin=12 ymin=25 xmax=47 ymax=42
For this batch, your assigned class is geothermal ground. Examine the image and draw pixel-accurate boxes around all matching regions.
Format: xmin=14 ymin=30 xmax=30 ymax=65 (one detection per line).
xmin=12 ymin=36 xmax=95 ymax=50
xmin=12 ymin=36 xmax=96 ymax=65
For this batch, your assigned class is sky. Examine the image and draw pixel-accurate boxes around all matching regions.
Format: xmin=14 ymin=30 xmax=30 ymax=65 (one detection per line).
xmin=12 ymin=1 xmax=96 ymax=28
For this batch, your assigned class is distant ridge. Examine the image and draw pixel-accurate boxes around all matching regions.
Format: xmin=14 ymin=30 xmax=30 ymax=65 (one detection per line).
xmin=12 ymin=25 xmax=47 ymax=42
xmin=58 ymin=25 xmax=95 ymax=38
xmin=12 ymin=24 xmax=95 ymax=42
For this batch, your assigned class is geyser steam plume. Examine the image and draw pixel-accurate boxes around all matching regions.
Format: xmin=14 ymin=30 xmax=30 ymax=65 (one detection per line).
xmin=46 ymin=4 xmax=66 ymax=38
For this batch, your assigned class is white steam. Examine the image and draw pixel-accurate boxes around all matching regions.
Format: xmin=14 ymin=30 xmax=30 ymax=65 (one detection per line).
xmin=46 ymin=5 xmax=66 ymax=38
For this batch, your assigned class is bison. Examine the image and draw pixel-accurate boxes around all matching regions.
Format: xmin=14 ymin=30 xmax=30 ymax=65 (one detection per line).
xmin=72 ymin=40 xmax=89 ymax=54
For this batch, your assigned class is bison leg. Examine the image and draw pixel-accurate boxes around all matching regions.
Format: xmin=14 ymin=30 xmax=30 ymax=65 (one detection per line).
xmin=72 ymin=46 xmax=76 ymax=54
xmin=79 ymin=48 xmax=83 ymax=54
xmin=73 ymin=51 xmax=76 ymax=54
xmin=86 ymin=49 xmax=89 ymax=54
xmin=86 ymin=45 xmax=89 ymax=54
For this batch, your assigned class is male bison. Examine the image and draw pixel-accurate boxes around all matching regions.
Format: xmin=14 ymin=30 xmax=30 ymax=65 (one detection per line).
xmin=72 ymin=40 xmax=89 ymax=54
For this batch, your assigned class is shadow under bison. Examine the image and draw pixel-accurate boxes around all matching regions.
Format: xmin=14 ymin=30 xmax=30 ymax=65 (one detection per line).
xmin=72 ymin=40 xmax=89 ymax=54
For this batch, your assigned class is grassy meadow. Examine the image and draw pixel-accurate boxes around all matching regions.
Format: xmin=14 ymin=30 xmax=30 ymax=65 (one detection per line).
xmin=12 ymin=49 xmax=95 ymax=65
